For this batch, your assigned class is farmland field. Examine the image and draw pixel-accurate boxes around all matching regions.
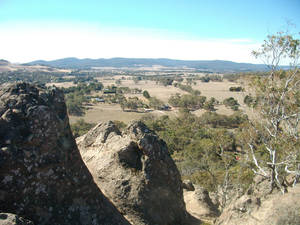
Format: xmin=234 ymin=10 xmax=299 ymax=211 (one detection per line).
xmin=68 ymin=75 xmax=255 ymax=125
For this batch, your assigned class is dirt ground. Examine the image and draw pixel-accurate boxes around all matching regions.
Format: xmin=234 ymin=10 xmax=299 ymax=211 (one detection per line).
xmin=69 ymin=102 xmax=179 ymax=124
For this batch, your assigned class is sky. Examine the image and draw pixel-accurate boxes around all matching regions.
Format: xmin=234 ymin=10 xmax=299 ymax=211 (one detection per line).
xmin=0 ymin=0 xmax=299 ymax=63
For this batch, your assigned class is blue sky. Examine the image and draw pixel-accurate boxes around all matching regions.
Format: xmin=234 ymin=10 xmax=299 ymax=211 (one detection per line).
xmin=0 ymin=0 xmax=299 ymax=63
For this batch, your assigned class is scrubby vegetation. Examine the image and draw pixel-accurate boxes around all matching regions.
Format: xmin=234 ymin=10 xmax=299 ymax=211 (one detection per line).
xmin=142 ymin=111 xmax=252 ymax=192
xmin=70 ymin=119 xmax=95 ymax=138
xmin=229 ymin=86 xmax=244 ymax=92
xmin=168 ymin=93 xmax=206 ymax=110
xmin=63 ymin=82 xmax=103 ymax=115
xmin=223 ymin=97 xmax=240 ymax=111
xmin=174 ymin=83 xmax=201 ymax=96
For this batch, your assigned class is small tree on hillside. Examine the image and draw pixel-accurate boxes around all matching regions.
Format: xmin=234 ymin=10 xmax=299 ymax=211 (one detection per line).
xmin=246 ymin=31 xmax=300 ymax=193
xmin=143 ymin=90 xmax=151 ymax=99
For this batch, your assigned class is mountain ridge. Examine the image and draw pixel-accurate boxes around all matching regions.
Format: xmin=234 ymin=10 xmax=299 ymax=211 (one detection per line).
xmin=25 ymin=57 xmax=268 ymax=72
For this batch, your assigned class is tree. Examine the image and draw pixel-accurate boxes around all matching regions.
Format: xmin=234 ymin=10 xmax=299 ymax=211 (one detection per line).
xmin=143 ymin=90 xmax=151 ymax=99
xmin=246 ymin=31 xmax=300 ymax=193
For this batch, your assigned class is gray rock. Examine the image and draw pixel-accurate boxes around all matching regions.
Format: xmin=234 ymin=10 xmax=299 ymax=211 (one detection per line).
xmin=0 ymin=213 xmax=34 ymax=225
xmin=77 ymin=121 xmax=188 ymax=225
xmin=0 ymin=82 xmax=129 ymax=225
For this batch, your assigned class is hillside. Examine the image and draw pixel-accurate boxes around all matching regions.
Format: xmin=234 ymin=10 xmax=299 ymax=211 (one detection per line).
xmin=26 ymin=57 xmax=268 ymax=72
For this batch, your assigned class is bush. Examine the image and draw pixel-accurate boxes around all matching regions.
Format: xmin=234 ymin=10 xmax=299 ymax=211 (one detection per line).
xmin=71 ymin=119 xmax=95 ymax=138
xmin=199 ymin=111 xmax=248 ymax=128
xmin=223 ymin=97 xmax=240 ymax=111
xmin=168 ymin=94 xmax=206 ymax=110
xmin=229 ymin=86 xmax=244 ymax=92
xmin=143 ymin=90 xmax=151 ymax=99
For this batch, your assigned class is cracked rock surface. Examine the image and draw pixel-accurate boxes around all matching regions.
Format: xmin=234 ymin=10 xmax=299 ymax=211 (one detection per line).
xmin=0 ymin=82 xmax=129 ymax=225
xmin=77 ymin=121 xmax=188 ymax=225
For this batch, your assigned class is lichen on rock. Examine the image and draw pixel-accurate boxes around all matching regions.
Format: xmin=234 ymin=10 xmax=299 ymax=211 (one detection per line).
xmin=0 ymin=82 xmax=129 ymax=225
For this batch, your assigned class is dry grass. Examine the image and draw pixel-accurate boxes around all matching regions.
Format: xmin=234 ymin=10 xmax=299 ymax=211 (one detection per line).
xmin=97 ymin=78 xmax=186 ymax=103
xmin=46 ymin=82 xmax=76 ymax=88
xmin=68 ymin=76 xmax=258 ymax=124
xmin=69 ymin=102 xmax=178 ymax=125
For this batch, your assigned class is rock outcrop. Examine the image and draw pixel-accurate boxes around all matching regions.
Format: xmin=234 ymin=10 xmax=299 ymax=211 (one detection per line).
xmin=215 ymin=177 xmax=300 ymax=225
xmin=183 ymin=185 xmax=219 ymax=224
xmin=0 ymin=83 xmax=129 ymax=225
xmin=77 ymin=121 xmax=188 ymax=225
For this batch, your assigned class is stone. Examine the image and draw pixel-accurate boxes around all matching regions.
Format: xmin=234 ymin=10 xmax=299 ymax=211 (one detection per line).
xmin=0 ymin=82 xmax=129 ymax=225
xmin=184 ymin=185 xmax=219 ymax=224
xmin=215 ymin=181 xmax=300 ymax=225
xmin=0 ymin=213 xmax=34 ymax=225
xmin=77 ymin=120 xmax=188 ymax=225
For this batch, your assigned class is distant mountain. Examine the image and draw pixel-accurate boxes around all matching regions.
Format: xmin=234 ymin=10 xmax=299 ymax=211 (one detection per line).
xmin=26 ymin=57 xmax=268 ymax=72
xmin=0 ymin=59 xmax=10 ymax=66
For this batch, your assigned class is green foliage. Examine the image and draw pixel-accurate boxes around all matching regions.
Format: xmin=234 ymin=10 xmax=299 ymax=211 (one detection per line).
xmin=142 ymin=112 xmax=251 ymax=192
xmin=243 ymin=94 xmax=257 ymax=107
xmin=113 ymin=120 xmax=127 ymax=131
xmin=142 ymin=90 xmax=151 ymax=99
xmin=159 ymin=78 xmax=174 ymax=86
xmin=223 ymin=97 xmax=240 ymax=111
xmin=65 ymin=92 xmax=88 ymax=116
xmin=246 ymin=31 xmax=300 ymax=192
xmin=223 ymin=73 xmax=240 ymax=82
xmin=200 ymin=75 xmax=210 ymax=82
xmin=199 ymin=74 xmax=223 ymax=83
xmin=120 ymin=97 xmax=147 ymax=111
xmin=175 ymin=83 xmax=201 ymax=95
xmin=70 ymin=119 xmax=95 ymax=138
xmin=148 ymin=97 xmax=165 ymax=110
xmin=168 ymin=93 xmax=206 ymax=110
xmin=62 ymin=82 xmax=103 ymax=94
xmin=229 ymin=86 xmax=244 ymax=92
xmin=199 ymin=112 xmax=248 ymax=128
xmin=203 ymin=97 xmax=218 ymax=111
xmin=116 ymin=86 xmax=142 ymax=94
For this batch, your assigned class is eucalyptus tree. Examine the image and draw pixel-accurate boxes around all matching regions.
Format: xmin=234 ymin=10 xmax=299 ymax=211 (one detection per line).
xmin=246 ymin=31 xmax=300 ymax=193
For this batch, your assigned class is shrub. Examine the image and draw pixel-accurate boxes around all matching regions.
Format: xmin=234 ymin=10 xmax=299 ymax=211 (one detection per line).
xmin=71 ymin=119 xmax=95 ymax=138
xmin=229 ymin=86 xmax=244 ymax=92
xmin=223 ymin=97 xmax=240 ymax=111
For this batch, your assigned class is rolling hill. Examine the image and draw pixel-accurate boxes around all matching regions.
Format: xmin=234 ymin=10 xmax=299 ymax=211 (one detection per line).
xmin=26 ymin=57 xmax=268 ymax=72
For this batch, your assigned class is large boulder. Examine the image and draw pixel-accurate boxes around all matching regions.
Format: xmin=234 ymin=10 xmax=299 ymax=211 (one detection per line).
xmin=77 ymin=121 xmax=188 ymax=225
xmin=0 ymin=82 xmax=129 ymax=225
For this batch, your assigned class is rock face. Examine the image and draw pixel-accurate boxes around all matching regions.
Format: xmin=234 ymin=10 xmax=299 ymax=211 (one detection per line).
xmin=0 ymin=213 xmax=34 ymax=225
xmin=215 ymin=178 xmax=300 ymax=225
xmin=0 ymin=83 xmax=129 ymax=225
xmin=77 ymin=121 xmax=188 ymax=225
xmin=183 ymin=185 xmax=219 ymax=224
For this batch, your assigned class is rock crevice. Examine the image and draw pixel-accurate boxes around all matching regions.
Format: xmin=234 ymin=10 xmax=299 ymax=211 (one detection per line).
xmin=77 ymin=121 xmax=188 ymax=225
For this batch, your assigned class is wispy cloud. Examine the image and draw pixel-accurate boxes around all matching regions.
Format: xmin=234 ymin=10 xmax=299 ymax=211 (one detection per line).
xmin=0 ymin=22 xmax=261 ymax=63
